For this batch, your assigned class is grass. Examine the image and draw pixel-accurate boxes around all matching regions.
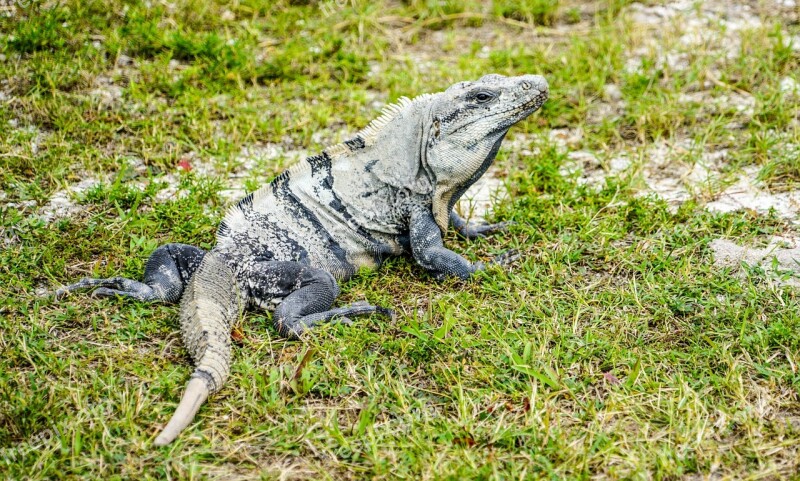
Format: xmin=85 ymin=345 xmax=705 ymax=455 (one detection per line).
xmin=1 ymin=0 xmax=799 ymax=479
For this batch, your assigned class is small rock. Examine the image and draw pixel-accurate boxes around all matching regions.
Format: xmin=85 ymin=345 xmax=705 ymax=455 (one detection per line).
xmin=567 ymin=150 xmax=599 ymax=165
xmin=710 ymin=237 xmax=800 ymax=287
xmin=609 ymin=156 xmax=631 ymax=173
xmin=705 ymin=167 xmax=800 ymax=221
xmin=548 ymin=128 xmax=583 ymax=148
xmin=6 ymin=200 xmax=38 ymax=210
xmin=780 ymin=76 xmax=798 ymax=96
xmin=603 ymin=84 xmax=622 ymax=102
xmin=117 ymin=54 xmax=134 ymax=66
xmin=37 ymin=177 xmax=102 ymax=223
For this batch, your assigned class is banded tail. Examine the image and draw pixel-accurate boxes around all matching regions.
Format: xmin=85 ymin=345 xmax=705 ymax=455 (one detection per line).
xmin=153 ymin=251 xmax=242 ymax=446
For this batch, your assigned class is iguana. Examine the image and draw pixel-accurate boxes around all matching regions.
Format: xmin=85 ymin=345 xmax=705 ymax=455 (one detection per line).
xmin=56 ymin=73 xmax=549 ymax=446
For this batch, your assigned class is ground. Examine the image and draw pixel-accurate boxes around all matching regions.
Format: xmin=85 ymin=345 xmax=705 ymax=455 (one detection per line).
xmin=1 ymin=0 xmax=799 ymax=479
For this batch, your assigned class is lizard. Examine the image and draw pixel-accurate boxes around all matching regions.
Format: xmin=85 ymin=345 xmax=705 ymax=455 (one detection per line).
xmin=55 ymin=73 xmax=549 ymax=446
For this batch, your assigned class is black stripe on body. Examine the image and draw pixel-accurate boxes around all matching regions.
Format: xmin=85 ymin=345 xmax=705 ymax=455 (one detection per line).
xmin=219 ymin=207 xmax=311 ymax=269
xmin=217 ymin=220 xmax=230 ymax=237
xmin=238 ymin=192 xmax=254 ymax=209
xmin=344 ymin=136 xmax=366 ymax=151
xmin=307 ymin=152 xmax=394 ymax=264
xmin=307 ymin=153 xmax=334 ymax=191
xmin=218 ymin=192 xmax=255 ymax=238
xmin=364 ymin=159 xmax=379 ymax=173
xmin=272 ymin=171 xmax=351 ymax=267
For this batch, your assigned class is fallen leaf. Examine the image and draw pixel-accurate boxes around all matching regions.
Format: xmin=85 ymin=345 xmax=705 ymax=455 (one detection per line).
xmin=603 ymin=372 xmax=621 ymax=385
xmin=231 ymin=327 xmax=245 ymax=343
xmin=453 ymin=436 xmax=476 ymax=447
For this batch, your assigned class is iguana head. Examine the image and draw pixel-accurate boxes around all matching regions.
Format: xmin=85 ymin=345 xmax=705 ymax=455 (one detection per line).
xmin=425 ymin=74 xmax=549 ymax=231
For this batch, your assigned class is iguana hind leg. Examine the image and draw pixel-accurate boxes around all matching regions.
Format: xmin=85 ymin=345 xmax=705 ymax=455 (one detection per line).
xmin=275 ymin=295 xmax=395 ymax=339
xmin=244 ymin=261 xmax=392 ymax=339
xmin=55 ymin=243 xmax=205 ymax=303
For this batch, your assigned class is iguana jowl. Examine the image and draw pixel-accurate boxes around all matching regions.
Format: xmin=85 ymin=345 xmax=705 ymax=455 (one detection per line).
xmin=57 ymin=74 xmax=549 ymax=446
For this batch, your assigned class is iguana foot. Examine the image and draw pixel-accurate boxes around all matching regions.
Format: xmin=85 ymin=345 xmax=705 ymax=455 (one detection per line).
xmin=457 ymin=220 xmax=515 ymax=239
xmin=279 ymin=301 xmax=394 ymax=339
xmin=55 ymin=277 xmax=160 ymax=301
xmin=242 ymin=261 xmax=393 ymax=339
xmin=472 ymin=249 xmax=521 ymax=272
xmin=54 ymin=243 xmax=205 ymax=304
xmin=491 ymin=249 xmax=521 ymax=266
xmin=450 ymin=211 xmax=514 ymax=239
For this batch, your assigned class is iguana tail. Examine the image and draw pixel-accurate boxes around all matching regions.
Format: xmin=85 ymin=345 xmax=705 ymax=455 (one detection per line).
xmin=153 ymin=251 xmax=241 ymax=446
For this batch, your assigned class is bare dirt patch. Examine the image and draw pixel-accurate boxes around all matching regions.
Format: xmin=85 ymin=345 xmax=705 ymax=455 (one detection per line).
xmin=710 ymin=235 xmax=800 ymax=287
xmin=37 ymin=177 xmax=103 ymax=223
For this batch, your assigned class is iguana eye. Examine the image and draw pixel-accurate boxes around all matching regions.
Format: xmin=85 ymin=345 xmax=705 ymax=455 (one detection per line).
xmin=473 ymin=91 xmax=496 ymax=103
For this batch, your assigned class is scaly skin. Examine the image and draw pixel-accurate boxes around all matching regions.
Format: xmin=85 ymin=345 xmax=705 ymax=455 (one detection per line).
xmin=56 ymin=74 xmax=549 ymax=446
xmin=154 ymin=251 xmax=238 ymax=446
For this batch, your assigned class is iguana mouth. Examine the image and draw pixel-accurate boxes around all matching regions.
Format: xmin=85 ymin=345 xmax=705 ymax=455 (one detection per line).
xmin=483 ymin=91 xmax=549 ymax=137
xmin=501 ymin=90 xmax=549 ymax=117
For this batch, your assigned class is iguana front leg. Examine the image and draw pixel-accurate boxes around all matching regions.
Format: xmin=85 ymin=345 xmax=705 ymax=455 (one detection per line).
xmin=55 ymin=243 xmax=205 ymax=303
xmin=449 ymin=210 xmax=512 ymax=240
xmin=411 ymin=207 xmax=516 ymax=281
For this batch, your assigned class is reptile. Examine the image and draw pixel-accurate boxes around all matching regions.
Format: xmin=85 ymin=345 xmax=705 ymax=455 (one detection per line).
xmin=56 ymin=73 xmax=549 ymax=446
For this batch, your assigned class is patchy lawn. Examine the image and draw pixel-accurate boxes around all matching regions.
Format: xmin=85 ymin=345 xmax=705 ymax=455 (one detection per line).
xmin=1 ymin=0 xmax=799 ymax=479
